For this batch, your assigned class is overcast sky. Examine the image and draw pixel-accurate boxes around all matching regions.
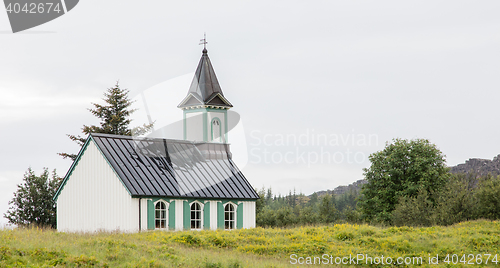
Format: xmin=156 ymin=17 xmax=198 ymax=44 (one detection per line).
xmin=1 ymin=1 xmax=499 ymax=225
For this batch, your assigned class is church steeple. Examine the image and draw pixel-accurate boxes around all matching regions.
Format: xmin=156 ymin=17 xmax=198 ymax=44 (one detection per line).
xmin=178 ymin=48 xmax=233 ymax=109
xmin=179 ymin=45 xmax=232 ymax=143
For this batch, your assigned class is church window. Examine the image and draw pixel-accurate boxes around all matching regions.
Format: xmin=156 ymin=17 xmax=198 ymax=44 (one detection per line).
xmin=212 ymin=118 xmax=222 ymax=142
xmin=155 ymin=201 xmax=167 ymax=229
xmin=191 ymin=202 xmax=202 ymax=230
xmin=224 ymin=203 xmax=235 ymax=230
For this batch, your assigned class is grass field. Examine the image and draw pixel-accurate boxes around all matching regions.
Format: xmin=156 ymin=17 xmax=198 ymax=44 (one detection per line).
xmin=1 ymin=220 xmax=499 ymax=267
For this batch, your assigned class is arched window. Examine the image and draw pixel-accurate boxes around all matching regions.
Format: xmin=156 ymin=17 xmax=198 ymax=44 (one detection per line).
xmin=155 ymin=201 xmax=167 ymax=229
xmin=211 ymin=118 xmax=221 ymax=142
xmin=190 ymin=202 xmax=202 ymax=230
xmin=224 ymin=203 xmax=235 ymax=230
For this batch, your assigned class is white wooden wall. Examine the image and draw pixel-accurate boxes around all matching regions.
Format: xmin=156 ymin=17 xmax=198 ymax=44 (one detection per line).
xmin=56 ymin=141 xmax=139 ymax=232
xmin=209 ymin=201 xmax=218 ymax=230
xmin=139 ymin=198 xmax=148 ymax=231
xmin=185 ymin=112 xmax=203 ymax=141
xmin=174 ymin=199 xmax=184 ymax=231
xmin=242 ymin=201 xmax=256 ymax=228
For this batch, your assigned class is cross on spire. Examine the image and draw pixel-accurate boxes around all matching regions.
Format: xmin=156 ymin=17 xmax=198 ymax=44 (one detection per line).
xmin=199 ymin=33 xmax=207 ymax=50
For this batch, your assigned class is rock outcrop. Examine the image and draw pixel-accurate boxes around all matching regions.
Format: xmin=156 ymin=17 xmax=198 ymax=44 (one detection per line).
xmin=314 ymin=179 xmax=367 ymax=197
xmin=449 ymin=154 xmax=500 ymax=177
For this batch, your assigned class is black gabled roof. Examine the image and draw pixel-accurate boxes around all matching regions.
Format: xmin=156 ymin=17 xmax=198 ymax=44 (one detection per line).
xmin=89 ymin=133 xmax=258 ymax=199
xmin=178 ymin=48 xmax=233 ymax=109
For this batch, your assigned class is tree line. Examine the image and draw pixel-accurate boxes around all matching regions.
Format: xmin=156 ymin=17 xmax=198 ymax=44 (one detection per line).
xmin=254 ymin=171 xmax=500 ymax=228
xmin=255 ymin=187 xmax=360 ymax=227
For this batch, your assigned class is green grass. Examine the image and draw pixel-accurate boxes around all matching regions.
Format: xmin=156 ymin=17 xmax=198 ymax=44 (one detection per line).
xmin=0 ymin=220 xmax=499 ymax=267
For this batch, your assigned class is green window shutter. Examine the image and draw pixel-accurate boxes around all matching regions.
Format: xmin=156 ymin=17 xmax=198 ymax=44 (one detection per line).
xmin=183 ymin=201 xmax=190 ymax=230
xmin=169 ymin=201 xmax=175 ymax=230
xmin=203 ymin=202 xmax=210 ymax=230
xmin=237 ymin=203 xmax=243 ymax=229
xmin=202 ymin=111 xmax=208 ymax=142
xmin=217 ymin=202 xmax=224 ymax=229
xmin=147 ymin=200 xmax=155 ymax=230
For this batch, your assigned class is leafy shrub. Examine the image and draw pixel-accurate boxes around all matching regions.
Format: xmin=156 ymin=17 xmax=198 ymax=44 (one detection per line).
xmin=257 ymin=207 xmax=298 ymax=228
xmin=433 ymin=173 xmax=478 ymax=225
xmin=342 ymin=206 xmax=362 ymax=224
xmin=391 ymin=173 xmax=496 ymax=227
xmin=298 ymin=206 xmax=319 ymax=225
xmin=475 ymin=176 xmax=500 ymax=220
xmin=392 ymin=189 xmax=435 ymax=227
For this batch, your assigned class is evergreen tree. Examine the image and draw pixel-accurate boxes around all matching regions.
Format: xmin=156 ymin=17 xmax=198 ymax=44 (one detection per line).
xmin=309 ymin=192 xmax=319 ymax=209
xmin=254 ymin=187 xmax=362 ymax=227
xmin=4 ymin=168 xmax=62 ymax=228
xmin=319 ymin=194 xmax=337 ymax=223
xmin=336 ymin=189 xmax=359 ymax=213
xmin=265 ymin=188 xmax=273 ymax=206
xmin=59 ymin=82 xmax=154 ymax=160
xmin=255 ymin=187 xmax=266 ymax=215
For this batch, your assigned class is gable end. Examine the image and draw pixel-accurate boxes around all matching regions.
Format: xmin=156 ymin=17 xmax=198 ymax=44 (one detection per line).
xmin=53 ymin=135 xmax=132 ymax=201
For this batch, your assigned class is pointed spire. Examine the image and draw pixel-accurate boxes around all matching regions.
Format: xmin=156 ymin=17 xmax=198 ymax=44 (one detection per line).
xmin=178 ymin=42 xmax=233 ymax=109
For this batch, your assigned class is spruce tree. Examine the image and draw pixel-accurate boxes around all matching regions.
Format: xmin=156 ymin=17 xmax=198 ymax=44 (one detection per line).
xmin=4 ymin=168 xmax=62 ymax=228
xmin=319 ymin=194 xmax=337 ymax=223
xmin=59 ymin=82 xmax=153 ymax=160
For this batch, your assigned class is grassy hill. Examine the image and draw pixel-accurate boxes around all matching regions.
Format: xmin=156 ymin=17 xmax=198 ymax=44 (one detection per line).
xmin=1 ymin=220 xmax=499 ymax=267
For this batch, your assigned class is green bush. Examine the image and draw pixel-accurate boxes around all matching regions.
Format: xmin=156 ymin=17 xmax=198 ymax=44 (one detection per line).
xmin=391 ymin=173 xmax=500 ymax=227
xmin=476 ymin=175 xmax=500 ymax=220
xmin=298 ymin=206 xmax=319 ymax=225
xmin=392 ymin=189 xmax=435 ymax=227
xmin=342 ymin=205 xmax=362 ymax=224
xmin=433 ymin=173 xmax=478 ymax=225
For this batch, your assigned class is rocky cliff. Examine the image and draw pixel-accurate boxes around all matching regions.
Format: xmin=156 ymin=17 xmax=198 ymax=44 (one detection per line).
xmin=449 ymin=154 xmax=500 ymax=177
xmin=315 ymin=179 xmax=367 ymax=197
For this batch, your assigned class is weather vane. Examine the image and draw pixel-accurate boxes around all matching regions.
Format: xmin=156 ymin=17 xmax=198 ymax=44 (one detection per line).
xmin=199 ymin=33 xmax=207 ymax=49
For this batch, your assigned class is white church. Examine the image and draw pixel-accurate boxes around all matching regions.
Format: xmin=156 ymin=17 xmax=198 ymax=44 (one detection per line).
xmin=53 ymin=47 xmax=259 ymax=232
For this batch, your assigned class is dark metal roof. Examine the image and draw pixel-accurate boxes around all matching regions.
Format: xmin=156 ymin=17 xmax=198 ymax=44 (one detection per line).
xmin=178 ymin=49 xmax=233 ymax=108
xmin=91 ymin=133 xmax=258 ymax=199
